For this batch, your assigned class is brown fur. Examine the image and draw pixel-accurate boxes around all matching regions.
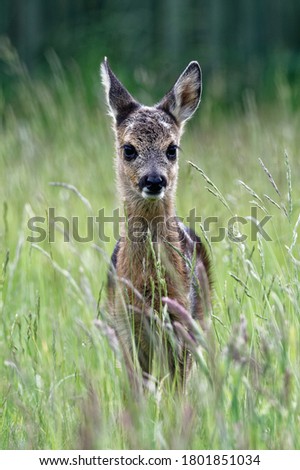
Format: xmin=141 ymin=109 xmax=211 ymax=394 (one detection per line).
xmin=101 ymin=59 xmax=212 ymax=382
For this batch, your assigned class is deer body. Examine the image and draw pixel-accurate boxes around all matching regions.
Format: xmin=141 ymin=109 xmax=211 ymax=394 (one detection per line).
xmin=101 ymin=59 xmax=211 ymax=381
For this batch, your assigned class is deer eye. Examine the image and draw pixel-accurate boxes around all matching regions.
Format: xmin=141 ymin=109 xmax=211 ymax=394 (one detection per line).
xmin=166 ymin=145 xmax=177 ymax=161
xmin=123 ymin=144 xmax=137 ymax=161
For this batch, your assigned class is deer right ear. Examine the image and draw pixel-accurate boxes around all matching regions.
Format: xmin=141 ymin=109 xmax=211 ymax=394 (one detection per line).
xmin=101 ymin=57 xmax=139 ymax=124
xmin=157 ymin=61 xmax=202 ymax=125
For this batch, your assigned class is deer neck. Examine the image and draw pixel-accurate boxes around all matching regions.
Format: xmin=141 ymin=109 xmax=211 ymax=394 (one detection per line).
xmin=121 ymin=193 xmax=178 ymax=244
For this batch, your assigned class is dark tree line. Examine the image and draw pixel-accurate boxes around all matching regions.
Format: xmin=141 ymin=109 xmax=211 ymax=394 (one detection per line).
xmin=1 ymin=0 xmax=300 ymax=98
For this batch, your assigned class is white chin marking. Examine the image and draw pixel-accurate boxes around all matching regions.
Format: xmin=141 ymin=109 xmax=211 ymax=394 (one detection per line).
xmin=142 ymin=189 xmax=165 ymax=200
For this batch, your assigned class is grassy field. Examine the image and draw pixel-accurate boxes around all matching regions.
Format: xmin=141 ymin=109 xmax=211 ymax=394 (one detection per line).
xmin=1 ymin=60 xmax=300 ymax=449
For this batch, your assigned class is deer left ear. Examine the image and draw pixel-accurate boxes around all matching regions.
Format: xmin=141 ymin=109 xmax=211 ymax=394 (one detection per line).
xmin=101 ymin=57 xmax=140 ymax=124
xmin=157 ymin=61 xmax=202 ymax=124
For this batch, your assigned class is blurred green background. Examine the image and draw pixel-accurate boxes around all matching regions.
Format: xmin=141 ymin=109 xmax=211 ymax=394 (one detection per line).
xmin=1 ymin=0 xmax=300 ymax=106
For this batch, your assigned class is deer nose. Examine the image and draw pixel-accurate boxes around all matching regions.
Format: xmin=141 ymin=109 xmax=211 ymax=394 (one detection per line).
xmin=139 ymin=174 xmax=167 ymax=195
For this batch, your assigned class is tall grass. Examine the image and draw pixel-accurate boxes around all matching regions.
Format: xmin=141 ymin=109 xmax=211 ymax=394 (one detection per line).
xmin=1 ymin=52 xmax=300 ymax=449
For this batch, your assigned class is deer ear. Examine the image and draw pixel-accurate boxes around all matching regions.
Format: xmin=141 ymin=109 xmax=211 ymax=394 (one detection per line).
xmin=157 ymin=61 xmax=202 ymax=124
xmin=100 ymin=57 xmax=139 ymax=124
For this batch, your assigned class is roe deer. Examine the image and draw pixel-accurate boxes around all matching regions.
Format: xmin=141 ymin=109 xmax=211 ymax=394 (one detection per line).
xmin=101 ymin=58 xmax=212 ymax=384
